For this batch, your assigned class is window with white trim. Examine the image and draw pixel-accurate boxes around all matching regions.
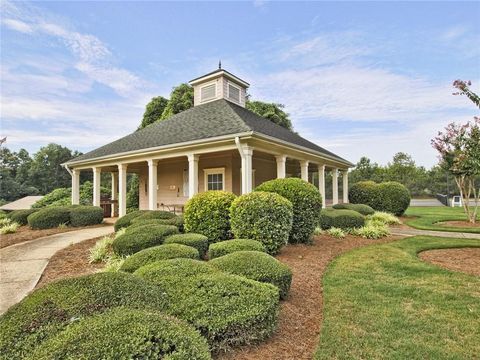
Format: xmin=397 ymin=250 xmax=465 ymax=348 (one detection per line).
xmin=201 ymin=83 xmax=216 ymax=102
xmin=204 ymin=168 xmax=225 ymax=191
xmin=228 ymin=83 xmax=240 ymax=102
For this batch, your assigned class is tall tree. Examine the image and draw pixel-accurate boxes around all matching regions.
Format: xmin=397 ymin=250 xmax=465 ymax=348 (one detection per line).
xmin=138 ymin=96 xmax=168 ymax=129
xmin=246 ymin=100 xmax=293 ymax=130
xmin=160 ymin=84 xmax=194 ymax=120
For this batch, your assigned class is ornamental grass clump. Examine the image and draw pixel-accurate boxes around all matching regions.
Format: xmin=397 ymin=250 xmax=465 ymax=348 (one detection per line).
xmin=164 ymin=233 xmax=209 ymax=258
xmin=0 ymin=221 xmax=19 ymax=234
xmin=367 ymin=211 xmax=402 ymax=225
xmin=351 ymin=221 xmax=390 ymax=239
xmin=27 ymin=308 xmax=211 ymax=360
xmin=209 ymin=251 xmax=293 ymax=299
xmin=326 ymin=227 xmax=346 ymax=238
xmin=208 ymin=239 xmax=266 ymax=259
xmin=89 ymin=235 xmax=114 ymax=263
xmin=112 ymin=224 xmax=178 ymax=256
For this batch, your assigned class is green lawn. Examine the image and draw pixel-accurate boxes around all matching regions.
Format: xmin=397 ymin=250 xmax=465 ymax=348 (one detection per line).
xmin=405 ymin=206 xmax=480 ymax=233
xmin=315 ymin=236 xmax=480 ymax=360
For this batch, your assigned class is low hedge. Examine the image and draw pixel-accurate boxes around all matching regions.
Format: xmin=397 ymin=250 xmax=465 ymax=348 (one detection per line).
xmin=112 ymin=224 xmax=179 ymax=256
xmin=332 ymin=203 xmax=375 ymax=216
xmin=208 ymin=239 xmax=267 ymax=259
xmin=164 ymin=233 xmax=209 ymax=258
xmin=113 ymin=210 xmax=148 ymax=232
xmin=184 ymin=191 xmax=236 ymax=243
xmin=209 ymin=251 xmax=293 ymax=299
xmin=69 ymin=206 xmax=104 ymax=227
xmin=255 ymin=178 xmax=323 ymax=244
xmin=137 ymin=271 xmax=279 ymax=351
xmin=319 ymin=209 xmax=365 ymax=230
xmin=0 ymin=272 xmax=168 ymax=358
xmin=8 ymin=209 xmax=38 ymax=226
xmin=27 ymin=207 xmax=71 ymax=229
xmin=28 ymin=307 xmax=211 ymax=360
xmin=134 ymin=258 xmax=217 ymax=279
xmin=132 ymin=210 xmax=176 ymax=221
xmin=120 ymin=243 xmax=200 ymax=273
xmin=230 ymin=191 xmax=293 ymax=255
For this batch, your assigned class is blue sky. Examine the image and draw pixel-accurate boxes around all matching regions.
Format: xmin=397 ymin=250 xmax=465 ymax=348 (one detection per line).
xmin=1 ymin=1 xmax=479 ymax=167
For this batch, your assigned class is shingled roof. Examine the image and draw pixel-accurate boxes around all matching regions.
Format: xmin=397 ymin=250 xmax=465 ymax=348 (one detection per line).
xmin=68 ymin=99 xmax=350 ymax=165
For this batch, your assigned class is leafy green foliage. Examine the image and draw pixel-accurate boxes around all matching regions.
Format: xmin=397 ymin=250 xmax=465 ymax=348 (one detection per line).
xmin=255 ymin=178 xmax=322 ymax=244
xmin=164 ymin=233 xmax=209 ymax=259
xmin=160 ymin=83 xmax=194 ymax=120
xmin=350 ymin=222 xmax=389 ymax=239
xmin=89 ymin=235 xmax=114 ymax=263
xmin=27 ymin=207 xmax=71 ymax=229
xmin=246 ymin=100 xmax=293 ymax=130
xmin=209 ymin=251 xmax=292 ymax=299
xmin=208 ymin=239 xmax=267 ymax=259
xmin=367 ymin=211 xmax=401 ymax=225
xmin=68 ymin=206 xmax=103 ymax=227
xmin=28 ymin=307 xmax=211 ymax=360
xmin=0 ymin=272 xmax=168 ymax=359
xmin=8 ymin=209 xmax=38 ymax=225
xmin=332 ymin=203 xmax=375 ymax=216
xmin=32 ymin=181 xmax=110 ymax=208
xmin=120 ymin=243 xmax=199 ymax=273
xmin=138 ymin=96 xmax=169 ymax=129
xmin=319 ymin=209 xmax=365 ymax=230
xmin=184 ymin=191 xmax=236 ymax=243
xmin=230 ymin=192 xmax=293 ymax=255
xmin=132 ymin=210 xmax=175 ymax=221
xmin=134 ymin=258 xmax=217 ymax=279
xmin=113 ymin=209 xmax=148 ymax=231
xmin=0 ymin=221 xmax=19 ymax=234
xmin=326 ymin=227 xmax=346 ymax=238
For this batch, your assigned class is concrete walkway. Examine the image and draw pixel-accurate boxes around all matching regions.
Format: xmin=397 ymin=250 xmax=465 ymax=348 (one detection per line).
xmin=390 ymin=227 xmax=480 ymax=240
xmin=0 ymin=226 xmax=114 ymax=315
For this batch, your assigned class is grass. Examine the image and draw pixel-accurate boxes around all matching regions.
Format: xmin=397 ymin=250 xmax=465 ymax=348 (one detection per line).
xmin=405 ymin=206 xmax=480 ymax=233
xmin=315 ymin=236 xmax=480 ymax=359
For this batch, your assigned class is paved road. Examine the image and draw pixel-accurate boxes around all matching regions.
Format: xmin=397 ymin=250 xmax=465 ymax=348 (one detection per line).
xmin=390 ymin=227 xmax=480 ymax=240
xmin=0 ymin=226 xmax=114 ymax=315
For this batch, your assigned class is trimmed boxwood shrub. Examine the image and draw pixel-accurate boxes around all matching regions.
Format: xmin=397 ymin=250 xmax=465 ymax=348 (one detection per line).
xmin=132 ymin=210 xmax=176 ymax=221
xmin=184 ymin=191 xmax=236 ymax=243
xmin=208 ymin=239 xmax=267 ymax=259
xmin=28 ymin=308 xmax=211 ymax=360
xmin=210 ymin=251 xmax=293 ymax=299
xmin=332 ymin=203 xmax=375 ymax=216
xmin=164 ymin=233 xmax=209 ymax=258
xmin=255 ymin=178 xmax=322 ymax=244
xmin=8 ymin=209 xmax=38 ymax=226
xmin=137 ymin=271 xmax=279 ymax=351
xmin=230 ymin=191 xmax=293 ymax=255
xmin=69 ymin=205 xmax=103 ymax=227
xmin=27 ymin=207 xmax=71 ymax=229
xmin=0 ymin=272 xmax=168 ymax=359
xmin=319 ymin=209 xmax=365 ymax=230
xmin=120 ymin=243 xmax=200 ymax=273
xmin=349 ymin=181 xmax=410 ymax=216
xmin=112 ymin=224 xmax=179 ymax=256
xmin=135 ymin=258 xmax=217 ymax=279
xmin=113 ymin=210 xmax=148 ymax=232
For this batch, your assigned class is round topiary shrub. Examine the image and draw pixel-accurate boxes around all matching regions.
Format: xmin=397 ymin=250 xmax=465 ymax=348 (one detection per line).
xmin=69 ymin=205 xmax=104 ymax=227
xmin=0 ymin=272 xmax=168 ymax=359
xmin=184 ymin=191 xmax=236 ymax=243
xmin=113 ymin=210 xmax=148 ymax=232
xmin=255 ymin=178 xmax=322 ymax=244
xmin=120 ymin=243 xmax=200 ymax=273
xmin=209 ymin=251 xmax=293 ymax=299
xmin=137 ymin=271 xmax=279 ymax=351
xmin=27 ymin=207 xmax=71 ymax=229
xmin=230 ymin=191 xmax=293 ymax=255
xmin=349 ymin=181 xmax=410 ymax=216
xmin=8 ymin=209 xmax=38 ymax=225
xmin=332 ymin=203 xmax=375 ymax=216
xmin=28 ymin=308 xmax=211 ymax=360
xmin=164 ymin=233 xmax=209 ymax=258
xmin=112 ymin=224 xmax=179 ymax=256
xmin=319 ymin=209 xmax=365 ymax=230
xmin=208 ymin=239 xmax=267 ymax=259
xmin=134 ymin=258 xmax=217 ymax=280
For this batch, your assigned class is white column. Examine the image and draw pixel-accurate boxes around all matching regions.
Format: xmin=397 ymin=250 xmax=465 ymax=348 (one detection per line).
xmin=118 ymin=164 xmax=127 ymax=217
xmin=147 ymin=159 xmax=158 ymax=210
xmin=111 ymin=172 xmax=118 ymax=217
xmin=188 ymin=154 xmax=199 ymax=198
xmin=242 ymin=147 xmax=253 ymax=194
xmin=93 ymin=167 xmax=101 ymax=207
xmin=342 ymin=170 xmax=349 ymax=203
xmin=300 ymin=160 xmax=309 ymax=181
xmin=275 ymin=155 xmax=287 ymax=179
xmin=318 ymin=165 xmax=326 ymax=208
xmin=332 ymin=168 xmax=339 ymax=205
xmin=71 ymin=169 xmax=80 ymax=205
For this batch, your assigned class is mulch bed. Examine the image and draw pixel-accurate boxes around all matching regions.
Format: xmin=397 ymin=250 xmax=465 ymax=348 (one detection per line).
xmin=218 ymin=234 xmax=404 ymax=360
xmin=35 ymin=236 xmax=105 ymax=289
xmin=437 ymin=220 xmax=480 ymax=228
xmin=419 ymin=248 xmax=480 ymax=277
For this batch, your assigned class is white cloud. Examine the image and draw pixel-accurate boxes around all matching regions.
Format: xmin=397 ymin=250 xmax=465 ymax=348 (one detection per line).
xmin=441 ymin=25 xmax=467 ymax=41
xmin=2 ymin=18 xmax=33 ymax=33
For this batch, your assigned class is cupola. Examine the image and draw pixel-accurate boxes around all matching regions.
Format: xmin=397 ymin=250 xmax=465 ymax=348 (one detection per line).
xmin=188 ymin=63 xmax=249 ymax=107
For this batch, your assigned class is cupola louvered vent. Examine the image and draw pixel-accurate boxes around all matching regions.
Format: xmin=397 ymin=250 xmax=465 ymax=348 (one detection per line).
xmin=201 ymin=84 xmax=216 ymax=102
xmin=228 ymin=84 xmax=240 ymax=103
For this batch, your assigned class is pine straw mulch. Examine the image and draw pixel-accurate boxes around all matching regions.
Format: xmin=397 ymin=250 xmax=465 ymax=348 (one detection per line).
xmin=419 ymin=247 xmax=480 ymax=277
xmin=218 ymin=234 xmax=404 ymax=360
xmin=437 ymin=220 xmax=480 ymax=228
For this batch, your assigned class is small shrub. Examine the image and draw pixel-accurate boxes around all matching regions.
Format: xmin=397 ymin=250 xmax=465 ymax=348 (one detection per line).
xmin=120 ymin=243 xmax=200 ymax=273
xmin=8 ymin=209 xmax=38 ymax=225
xmin=89 ymin=235 xmax=114 ymax=263
xmin=209 ymin=251 xmax=293 ymax=299
xmin=0 ymin=217 xmax=11 ymax=227
xmin=351 ymin=222 xmax=390 ymax=239
xmin=164 ymin=233 xmax=209 ymax=258
xmin=332 ymin=203 xmax=375 ymax=216
xmin=326 ymin=227 xmax=346 ymax=238
xmin=319 ymin=209 xmax=365 ymax=230
xmin=29 ymin=308 xmax=211 ymax=360
xmin=313 ymin=227 xmax=324 ymax=236
xmin=230 ymin=192 xmax=293 ymax=255
xmin=134 ymin=258 xmax=217 ymax=279
xmin=0 ymin=222 xmax=19 ymax=234
xmin=0 ymin=272 xmax=168 ymax=358
xmin=113 ymin=210 xmax=148 ymax=232
xmin=69 ymin=206 xmax=103 ymax=227
xmin=112 ymin=224 xmax=179 ymax=256
xmin=27 ymin=207 xmax=71 ymax=229
xmin=368 ymin=211 xmax=402 ymax=225
xmin=255 ymin=178 xmax=322 ymax=244
xmin=102 ymin=256 xmax=125 ymax=272
xmin=208 ymin=239 xmax=267 ymax=259
xmin=132 ymin=210 xmax=176 ymax=221
xmin=184 ymin=191 xmax=236 ymax=243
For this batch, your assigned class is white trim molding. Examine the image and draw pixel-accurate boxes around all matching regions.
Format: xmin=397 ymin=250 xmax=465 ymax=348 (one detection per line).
xmin=204 ymin=167 xmax=226 ymax=191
